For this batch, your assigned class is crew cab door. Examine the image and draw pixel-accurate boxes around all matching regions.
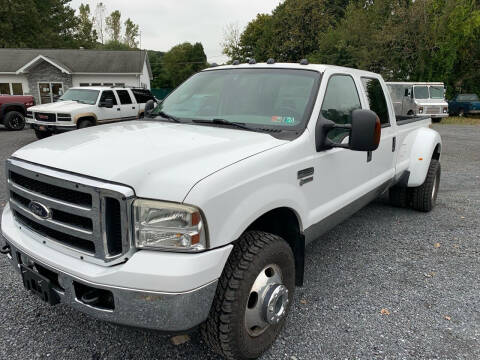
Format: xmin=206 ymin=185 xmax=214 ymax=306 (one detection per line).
xmin=115 ymin=89 xmax=139 ymax=120
xmin=304 ymin=73 xmax=379 ymax=234
xmin=97 ymin=90 xmax=120 ymax=122
xmin=359 ymin=76 xmax=396 ymax=186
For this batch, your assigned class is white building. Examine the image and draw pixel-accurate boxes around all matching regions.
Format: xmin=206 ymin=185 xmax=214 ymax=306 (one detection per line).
xmin=0 ymin=49 xmax=153 ymax=104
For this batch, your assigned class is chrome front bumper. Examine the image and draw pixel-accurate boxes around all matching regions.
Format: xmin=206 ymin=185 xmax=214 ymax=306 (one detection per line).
xmin=2 ymin=240 xmax=218 ymax=331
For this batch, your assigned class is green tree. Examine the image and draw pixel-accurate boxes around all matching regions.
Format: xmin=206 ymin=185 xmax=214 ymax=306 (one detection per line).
xmin=161 ymin=42 xmax=208 ymax=88
xmin=76 ymin=3 xmax=97 ymax=48
xmin=0 ymin=0 xmax=79 ymax=48
xmin=124 ymin=18 xmax=139 ymax=48
xmin=105 ymin=10 xmax=121 ymax=42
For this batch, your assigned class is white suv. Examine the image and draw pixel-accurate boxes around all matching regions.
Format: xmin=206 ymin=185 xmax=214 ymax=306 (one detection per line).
xmin=26 ymin=87 xmax=155 ymax=139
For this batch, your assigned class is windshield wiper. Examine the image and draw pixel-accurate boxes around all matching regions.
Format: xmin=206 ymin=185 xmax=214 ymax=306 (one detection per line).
xmin=192 ymin=118 xmax=264 ymax=132
xmin=156 ymin=110 xmax=181 ymax=123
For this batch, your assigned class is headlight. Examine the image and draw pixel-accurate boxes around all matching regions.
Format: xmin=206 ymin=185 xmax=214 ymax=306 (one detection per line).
xmin=26 ymin=111 xmax=33 ymax=118
xmin=133 ymin=199 xmax=207 ymax=252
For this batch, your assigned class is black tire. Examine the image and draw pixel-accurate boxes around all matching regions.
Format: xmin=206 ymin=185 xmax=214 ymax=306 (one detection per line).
xmin=389 ymin=186 xmax=409 ymax=208
xmin=410 ymin=159 xmax=441 ymax=212
xmin=407 ymin=110 xmax=414 ymax=116
xmin=34 ymin=129 xmax=52 ymax=139
xmin=78 ymin=119 xmax=94 ymax=129
xmin=4 ymin=111 xmax=25 ymax=131
xmin=431 ymin=118 xmax=442 ymax=123
xmin=202 ymin=231 xmax=295 ymax=360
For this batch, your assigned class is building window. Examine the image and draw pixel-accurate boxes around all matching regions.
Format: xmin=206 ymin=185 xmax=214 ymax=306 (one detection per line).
xmin=11 ymin=83 xmax=23 ymax=95
xmin=91 ymin=83 xmax=101 ymax=86
xmin=103 ymin=83 xmax=113 ymax=86
xmin=79 ymin=83 xmax=89 ymax=87
xmin=0 ymin=83 xmax=10 ymax=94
xmin=114 ymin=83 xmax=125 ymax=87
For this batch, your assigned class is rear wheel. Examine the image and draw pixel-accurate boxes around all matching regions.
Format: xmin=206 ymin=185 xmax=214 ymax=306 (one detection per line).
xmin=410 ymin=159 xmax=441 ymax=212
xmin=4 ymin=111 xmax=25 ymax=130
xmin=202 ymin=231 xmax=295 ymax=360
xmin=34 ymin=129 xmax=52 ymax=139
xmin=431 ymin=118 xmax=442 ymax=123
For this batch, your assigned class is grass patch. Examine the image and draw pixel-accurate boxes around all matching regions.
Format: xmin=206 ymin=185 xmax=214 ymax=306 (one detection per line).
xmin=438 ymin=116 xmax=480 ymax=125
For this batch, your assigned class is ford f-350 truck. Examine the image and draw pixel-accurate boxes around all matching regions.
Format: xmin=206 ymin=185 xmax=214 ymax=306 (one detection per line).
xmin=1 ymin=62 xmax=441 ymax=359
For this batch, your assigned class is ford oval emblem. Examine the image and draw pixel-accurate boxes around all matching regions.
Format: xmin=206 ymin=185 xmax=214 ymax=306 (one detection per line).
xmin=28 ymin=201 xmax=51 ymax=220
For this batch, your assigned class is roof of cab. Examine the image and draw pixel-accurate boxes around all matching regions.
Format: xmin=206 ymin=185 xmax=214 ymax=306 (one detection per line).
xmin=202 ymin=62 xmax=382 ymax=78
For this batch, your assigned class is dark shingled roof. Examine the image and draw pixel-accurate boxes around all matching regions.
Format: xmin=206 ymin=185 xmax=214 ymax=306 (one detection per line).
xmin=0 ymin=49 xmax=151 ymax=78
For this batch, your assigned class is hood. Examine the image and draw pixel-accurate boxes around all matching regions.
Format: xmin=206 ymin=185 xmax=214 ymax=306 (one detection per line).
xmin=29 ymin=101 xmax=91 ymax=113
xmin=13 ymin=121 xmax=287 ymax=202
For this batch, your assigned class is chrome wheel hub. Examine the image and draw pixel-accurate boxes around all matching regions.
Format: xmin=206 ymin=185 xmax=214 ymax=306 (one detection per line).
xmin=264 ymin=284 xmax=289 ymax=324
xmin=244 ymin=264 xmax=289 ymax=337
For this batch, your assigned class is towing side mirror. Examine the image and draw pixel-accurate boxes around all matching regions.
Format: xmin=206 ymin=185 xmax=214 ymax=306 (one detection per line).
xmin=349 ymin=109 xmax=381 ymax=151
xmin=99 ymin=98 xmax=114 ymax=108
xmin=315 ymin=109 xmax=381 ymax=152
xmin=145 ymin=99 xmax=155 ymax=116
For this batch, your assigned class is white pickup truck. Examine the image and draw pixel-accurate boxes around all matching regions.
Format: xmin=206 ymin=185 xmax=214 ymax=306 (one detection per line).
xmin=1 ymin=63 xmax=441 ymax=359
xmin=25 ymin=86 xmax=155 ymax=139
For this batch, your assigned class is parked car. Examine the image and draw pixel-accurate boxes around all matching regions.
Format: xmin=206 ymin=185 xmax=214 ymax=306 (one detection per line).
xmin=448 ymin=93 xmax=480 ymax=117
xmin=1 ymin=63 xmax=442 ymax=360
xmin=386 ymin=82 xmax=449 ymax=122
xmin=0 ymin=94 xmax=35 ymax=130
xmin=26 ymin=86 xmax=156 ymax=139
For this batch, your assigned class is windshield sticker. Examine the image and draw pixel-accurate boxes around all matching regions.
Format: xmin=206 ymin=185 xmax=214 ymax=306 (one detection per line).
xmin=271 ymin=116 xmax=295 ymax=124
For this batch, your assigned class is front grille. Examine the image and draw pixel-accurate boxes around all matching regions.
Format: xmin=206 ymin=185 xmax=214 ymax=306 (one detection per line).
xmin=35 ymin=112 xmax=56 ymax=122
xmin=426 ymin=107 xmax=441 ymax=114
xmin=10 ymin=171 xmax=92 ymax=207
xmin=7 ymin=159 xmax=134 ymax=265
xmin=14 ymin=210 xmax=95 ymax=253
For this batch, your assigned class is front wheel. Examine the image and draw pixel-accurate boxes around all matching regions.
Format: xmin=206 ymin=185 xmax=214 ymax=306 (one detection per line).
xmin=34 ymin=129 xmax=52 ymax=139
xmin=202 ymin=231 xmax=295 ymax=359
xmin=4 ymin=111 xmax=25 ymax=130
xmin=410 ymin=159 xmax=441 ymax=212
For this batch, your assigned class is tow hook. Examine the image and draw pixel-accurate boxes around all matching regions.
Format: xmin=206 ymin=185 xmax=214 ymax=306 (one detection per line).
xmin=0 ymin=244 xmax=11 ymax=256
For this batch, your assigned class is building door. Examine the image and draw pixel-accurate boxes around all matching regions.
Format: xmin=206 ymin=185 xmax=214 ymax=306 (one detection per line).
xmin=38 ymin=82 xmax=63 ymax=104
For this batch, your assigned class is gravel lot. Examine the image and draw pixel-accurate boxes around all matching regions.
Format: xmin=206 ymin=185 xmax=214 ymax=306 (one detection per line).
xmin=0 ymin=125 xmax=479 ymax=360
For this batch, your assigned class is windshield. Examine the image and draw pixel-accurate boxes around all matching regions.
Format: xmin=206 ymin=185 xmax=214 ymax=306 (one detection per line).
xmin=429 ymin=86 xmax=444 ymax=99
xmin=457 ymin=94 xmax=479 ymax=101
xmin=414 ymin=86 xmax=429 ymax=99
xmin=152 ymin=69 xmax=320 ymax=129
xmin=59 ymin=89 xmax=99 ymax=105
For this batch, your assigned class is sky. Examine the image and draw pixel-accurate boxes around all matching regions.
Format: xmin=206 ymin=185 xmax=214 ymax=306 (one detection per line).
xmin=70 ymin=0 xmax=282 ymax=63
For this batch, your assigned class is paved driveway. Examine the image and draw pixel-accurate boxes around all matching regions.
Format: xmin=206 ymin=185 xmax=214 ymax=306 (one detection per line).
xmin=0 ymin=125 xmax=479 ymax=359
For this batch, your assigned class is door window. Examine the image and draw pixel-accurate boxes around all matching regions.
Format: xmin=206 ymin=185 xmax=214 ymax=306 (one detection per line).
xmin=116 ymin=90 xmax=132 ymax=104
xmin=100 ymin=90 xmax=118 ymax=105
xmin=361 ymin=77 xmax=390 ymax=126
xmin=321 ymin=74 xmax=361 ymax=141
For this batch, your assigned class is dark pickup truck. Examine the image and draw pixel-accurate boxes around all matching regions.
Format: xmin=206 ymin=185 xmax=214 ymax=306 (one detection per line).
xmin=448 ymin=94 xmax=480 ymax=117
xmin=0 ymin=95 xmax=35 ymax=130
